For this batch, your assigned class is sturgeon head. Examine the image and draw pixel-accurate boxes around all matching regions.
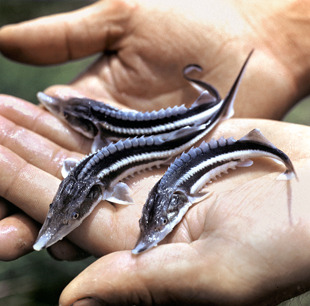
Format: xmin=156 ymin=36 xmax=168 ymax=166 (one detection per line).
xmin=33 ymin=172 xmax=103 ymax=251
xmin=132 ymin=182 xmax=193 ymax=254
xmin=37 ymin=92 xmax=100 ymax=139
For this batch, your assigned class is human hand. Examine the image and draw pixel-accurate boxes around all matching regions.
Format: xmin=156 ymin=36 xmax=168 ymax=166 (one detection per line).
xmin=1 ymin=0 xmax=310 ymax=119
xmin=1 ymin=94 xmax=310 ymax=305
xmin=58 ymin=123 xmax=310 ymax=305
xmin=0 ymin=94 xmax=93 ymax=260
xmin=1 ymin=0 xmax=310 ymax=303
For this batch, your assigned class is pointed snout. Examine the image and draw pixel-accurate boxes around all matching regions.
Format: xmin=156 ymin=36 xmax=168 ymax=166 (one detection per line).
xmin=37 ymin=92 xmax=62 ymax=116
xmin=131 ymin=234 xmax=160 ymax=255
xmin=33 ymin=232 xmax=52 ymax=251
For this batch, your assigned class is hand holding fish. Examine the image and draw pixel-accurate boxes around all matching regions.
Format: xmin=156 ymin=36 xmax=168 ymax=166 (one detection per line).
xmin=1 ymin=0 xmax=309 ymax=118
xmin=1 ymin=94 xmax=310 ymax=305
xmin=0 ymin=95 xmax=93 ymax=260
xmin=58 ymin=126 xmax=310 ymax=305
xmin=1 ymin=0 xmax=310 ymax=304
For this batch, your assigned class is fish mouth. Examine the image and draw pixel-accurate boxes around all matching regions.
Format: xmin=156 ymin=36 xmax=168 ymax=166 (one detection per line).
xmin=33 ymin=217 xmax=62 ymax=251
xmin=33 ymin=226 xmax=71 ymax=251
xmin=33 ymin=219 xmax=79 ymax=251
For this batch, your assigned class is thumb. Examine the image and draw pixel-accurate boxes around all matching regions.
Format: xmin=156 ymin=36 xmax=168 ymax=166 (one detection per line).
xmin=0 ymin=0 xmax=136 ymax=65
xmin=59 ymin=243 xmax=213 ymax=306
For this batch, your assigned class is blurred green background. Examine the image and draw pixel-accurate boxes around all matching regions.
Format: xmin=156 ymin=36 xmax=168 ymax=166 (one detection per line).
xmin=0 ymin=1 xmax=309 ymax=305
xmin=0 ymin=1 xmax=97 ymax=306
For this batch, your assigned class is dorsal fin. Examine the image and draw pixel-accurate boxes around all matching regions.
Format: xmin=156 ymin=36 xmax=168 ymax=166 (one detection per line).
xmin=239 ymin=129 xmax=276 ymax=149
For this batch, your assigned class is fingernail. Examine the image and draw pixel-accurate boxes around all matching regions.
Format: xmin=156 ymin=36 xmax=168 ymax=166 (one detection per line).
xmin=71 ymin=297 xmax=102 ymax=306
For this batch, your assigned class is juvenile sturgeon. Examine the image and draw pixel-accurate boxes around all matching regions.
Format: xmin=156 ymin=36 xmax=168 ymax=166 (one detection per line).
xmin=132 ymin=129 xmax=297 ymax=254
xmin=37 ymin=58 xmax=227 ymax=152
xmin=33 ymin=52 xmax=251 ymax=251
xmin=33 ymin=125 xmax=211 ymax=251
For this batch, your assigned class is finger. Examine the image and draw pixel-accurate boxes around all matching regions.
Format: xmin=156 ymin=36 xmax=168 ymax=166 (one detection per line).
xmin=0 ymin=145 xmax=92 ymax=261
xmin=59 ymin=244 xmax=211 ymax=306
xmin=0 ymin=114 xmax=85 ymax=179
xmin=48 ymin=240 xmax=90 ymax=262
xmin=0 ymin=94 xmax=92 ymax=154
xmin=0 ymin=197 xmax=42 ymax=261
xmin=0 ymin=144 xmax=136 ymax=255
xmin=0 ymin=145 xmax=59 ymax=222
xmin=0 ymin=213 xmax=39 ymax=261
xmin=0 ymin=0 xmax=136 ymax=64
xmin=60 ymin=160 xmax=310 ymax=306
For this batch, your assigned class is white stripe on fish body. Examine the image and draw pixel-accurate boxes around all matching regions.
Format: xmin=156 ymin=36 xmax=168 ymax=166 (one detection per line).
xmin=170 ymin=133 xmax=296 ymax=195
xmin=33 ymin=124 xmax=213 ymax=251
xmin=93 ymin=124 xmax=214 ymax=182
xmin=98 ymin=104 xmax=188 ymax=121
xmin=106 ymin=159 xmax=170 ymax=189
xmin=65 ymin=48 xmax=254 ymax=195
xmin=97 ymin=102 xmax=223 ymax=136
xmin=38 ymin=50 xmax=253 ymax=147
xmin=173 ymin=149 xmax=250 ymax=188
xmin=189 ymin=160 xmax=242 ymax=194
xmin=37 ymin=63 xmax=223 ymax=142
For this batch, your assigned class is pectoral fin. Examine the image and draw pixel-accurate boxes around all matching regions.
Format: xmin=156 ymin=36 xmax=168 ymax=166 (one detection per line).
xmin=91 ymin=125 xmax=112 ymax=153
xmin=237 ymin=159 xmax=253 ymax=167
xmin=188 ymin=190 xmax=212 ymax=204
xmin=61 ymin=158 xmax=80 ymax=178
xmin=104 ymin=182 xmax=134 ymax=205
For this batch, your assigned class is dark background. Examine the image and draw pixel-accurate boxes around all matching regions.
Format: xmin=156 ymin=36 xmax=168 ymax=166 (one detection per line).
xmin=0 ymin=1 xmax=309 ymax=305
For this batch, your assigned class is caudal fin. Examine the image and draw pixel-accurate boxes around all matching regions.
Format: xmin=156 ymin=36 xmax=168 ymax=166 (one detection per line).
xmin=183 ymin=64 xmax=221 ymax=102
xmin=221 ymin=49 xmax=254 ymax=120
xmin=240 ymin=128 xmax=298 ymax=181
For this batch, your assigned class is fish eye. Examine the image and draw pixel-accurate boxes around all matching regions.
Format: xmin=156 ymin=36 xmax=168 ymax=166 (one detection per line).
xmin=72 ymin=212 xmax=79 ymax=220
xmin=154 ymin=217 xmax=168 ymax=231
